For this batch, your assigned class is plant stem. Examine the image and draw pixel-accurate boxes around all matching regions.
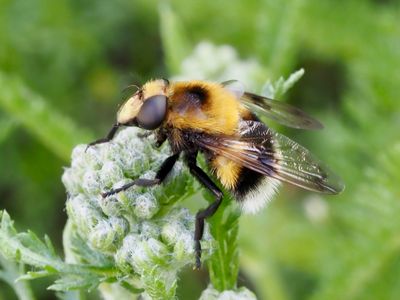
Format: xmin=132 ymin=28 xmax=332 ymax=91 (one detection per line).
xmin=0 ymin=256 xmax=36 ymax=300
xmin=206 ymin=194 xmax=240 ymax=291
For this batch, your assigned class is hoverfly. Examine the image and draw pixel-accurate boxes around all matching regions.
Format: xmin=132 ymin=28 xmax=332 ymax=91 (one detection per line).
xmin=86 ymin=79 xmax=344 ymax=268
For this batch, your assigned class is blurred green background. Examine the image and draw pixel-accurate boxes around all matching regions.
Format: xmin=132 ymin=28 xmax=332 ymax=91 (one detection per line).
xmin=0 ymin=0 xmax=399 ymax=299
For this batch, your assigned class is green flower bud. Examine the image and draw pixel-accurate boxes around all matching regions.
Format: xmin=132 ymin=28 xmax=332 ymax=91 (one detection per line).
xmin=66 ymin=194 xmax=102 ymax=236
xmin=140 ymin=221 xmax=161 ymax=240
xmin=199 ymin=285 xmax=257 ymax=300
xmin=140 ymin=238 xmax=169 ymax=267
xmin=99 ymin=161 xmax=124 ymax=188
xmin=98 ymin=195 xmax=123 ymax=217
xmin=133 ymin=193 xmax=159 ymax=219
xmin=70 ymin=145 xmax=89 ymax=168
xmin=161 ymin=221 xmax=188 ymax=246
xmin=173 ymin=232 xmax=195 ymax=262
xmin=114 ymin=233 xmax=141 ymax=272
xmin=61 ymin=167 xmax=81 ymax=195
xmin=82 ymin=145 xmax=104 ymax=170
xmin=62 ymin=127 xmax=213 ymax=298
xmin=161 ymin=209 xmax=196 ymax=257
xmin=82 ymin=170 xmax=101 ymax=194
xmin=88 ymin=217 xmax=129 ymax=252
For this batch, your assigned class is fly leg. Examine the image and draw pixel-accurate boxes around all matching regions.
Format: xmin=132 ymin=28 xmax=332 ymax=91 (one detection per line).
xmin=137 ymin=130 xmax=167 ymax=148
xmin=136 ymin=131 xmax=152 ymax=139
xmin=102 ymin=152 xmax=180 ymax=197
xmin=86 ymin=123 xmax=120 ymax=151
xmin=187 ymin=154 xmax=223 ymax=269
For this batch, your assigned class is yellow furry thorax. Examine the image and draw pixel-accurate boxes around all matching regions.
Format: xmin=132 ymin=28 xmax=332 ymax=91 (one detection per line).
xmin=166 ymin=80 xmax=242 ymax=135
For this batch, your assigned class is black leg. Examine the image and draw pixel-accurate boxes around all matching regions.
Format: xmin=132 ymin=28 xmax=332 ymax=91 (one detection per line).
xmin=137 ymin=131 xmax=152 ymax=139
xmin=154 ymin=130 xmax=168 ymax=148
xmin=102 ymin=153 xmax=180 ymax=197
xmin=137 ymin=130 xmax=167 ymax=148
xmin=187 ymin=154 xmax=223 ymax=269
xmin=86 ymin=123 xmax=120 ymax=151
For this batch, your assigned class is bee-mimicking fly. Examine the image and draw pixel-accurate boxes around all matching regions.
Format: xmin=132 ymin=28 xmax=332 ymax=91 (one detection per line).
xmin=86 ymin=79 xmax=344 ymax=268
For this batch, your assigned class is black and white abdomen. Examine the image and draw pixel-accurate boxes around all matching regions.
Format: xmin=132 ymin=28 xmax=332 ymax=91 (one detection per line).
xmin=233 ymin=167 xmax=281 ymax=214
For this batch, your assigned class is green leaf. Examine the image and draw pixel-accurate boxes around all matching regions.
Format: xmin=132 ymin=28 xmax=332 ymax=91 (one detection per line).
xmin=0 ymin=72 xmax=93 ymax=161
xmin=142 ymin=267 xmax=178 ymax=300
xmin=63 ymin=221 xmax=113 ymax=267
xmin=56 ymin=290 xmax=86 ymax=300
xmin=48 ymin=275 xmax=105 ymax=292
xmin=262 ymin=68 xmax=305 ymax=99
xmin=119 ymin=280 xmax=145 ymax=294
xmin=18 ymin=270 xmax=55 ymax=281
xmin=159 ymin=2 xmax=191 ymax=75
xmin=0 ymin=210 xmax=123 ymax=293
xmin=0 ymin=116 xmax=18 ymax=145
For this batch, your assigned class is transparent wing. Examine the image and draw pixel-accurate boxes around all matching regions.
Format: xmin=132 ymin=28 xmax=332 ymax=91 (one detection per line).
xmin=222 ymin=80 xmax=323 ymax=130
xmin=196 ymin=120 xmax=344 ymax=194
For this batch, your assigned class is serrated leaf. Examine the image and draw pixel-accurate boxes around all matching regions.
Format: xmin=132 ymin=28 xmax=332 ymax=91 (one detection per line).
xmin=48 ymin=274 xmax=103 ymax=292
xmin=280 ymin=68 xmax=305 ymax=95
xmin=45 ymin=235 xmax=58 ymax=258
xmin=17 ymin=231 xmax=61 ymax=261
xmin=18 ymin=270 xmax=53 ymax=281
xmin=0 ymin=210 xmax=124 ymax=294
xmin=119 ymin=280 xmax=144 ymax=294
xmin=142 ymin=268 xmax=177 ymax=300
xmin=261 ymin=68 xmax=305 ymax=99
xmin=67 ymin=226 xmax=114 ymax=266
xmin=56 ymin=290 xmax=85 ymax=300
xmin=0 ymin=211 xmax=17 ymax=236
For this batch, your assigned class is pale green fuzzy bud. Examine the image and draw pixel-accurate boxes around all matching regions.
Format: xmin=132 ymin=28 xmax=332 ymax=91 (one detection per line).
xmin=107 ymin=145 xmax=149 ymax=177
xmin=170 ymin=207 xmax=198 ymax=230
xmin=139 ymin=238 xmax=169 ymax=268
xmin=61 ymin=167 xmax=81 ymax=194
xmin=98 ymin=195 xmax=123 ymax=217
xmin=70 ymin=144 xmax=89 ymax=168
xmin=82 ymin=170 xmax=102 ymax=194
xmin=66 ymin=195 xmax=102 ymax=236
xmin=88 ymin=217 xmax=129 ymax=252
xmin=140 ymin=221 xmax=161 ymax=239
xmin=161 ymin=208 xmax=193 ymax=245
xmin=62 ymin=127 xmax=212 ymax=298
xmin=133 ymin=193 xmax=159 ymax=219
xmin=116 ymin=236 xmax=170 ymax=274
xmin=173 ymin=232 xmax=195 ymax=262
xmin=81 ymin=146 xmax=105 ymax=170
xmin=161 ymin=221 xmax=188 ymax=246
xmin=114 ymin=233 xmax=141 ymax=272
xmin=199 ymin=285 xmax=257 ymax=300
xmin=99 ymin=161 xmax=124 ymax=188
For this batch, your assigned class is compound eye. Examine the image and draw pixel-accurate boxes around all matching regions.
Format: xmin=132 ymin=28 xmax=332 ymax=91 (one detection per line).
xmin=137 ymin=95 xmax=167 ymax=130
